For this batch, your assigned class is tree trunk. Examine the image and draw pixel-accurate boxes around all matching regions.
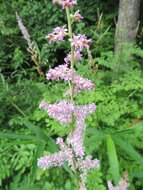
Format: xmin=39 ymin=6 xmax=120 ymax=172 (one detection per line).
xmin=115 ymin=0 xmax=141 ymax=54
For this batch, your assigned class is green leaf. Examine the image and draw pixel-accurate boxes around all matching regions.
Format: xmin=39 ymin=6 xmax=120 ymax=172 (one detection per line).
xmin=86 ymin=128 xmax=105 ymax=140
xmin=106 ymin=135 xmax=120 ymax=184
xmin=116 ymin=121 xmax=143 ymax=134
xmin=30 ymin=141 xmax=46 ymax=183
xmin=85 ymin=128 xmax=105 ymax=154
xmin=0 ymin=131 xmax=35 ymax=141
xmin=134 ymin=121 xmax=143 ymax=130
xmin=114 ymin=137 xmax=143 ymax=165
xmin=23 ymin=120 xmax=48 ymax=141
xmin=23 ymin=120 xmax=57 ymax=152
xmin=131 ymin=171 xmax=143 ymax=178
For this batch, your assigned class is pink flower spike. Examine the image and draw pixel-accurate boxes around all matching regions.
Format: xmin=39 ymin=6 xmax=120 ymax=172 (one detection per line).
xmin=73 ymin=10 xmax=84 ymax=22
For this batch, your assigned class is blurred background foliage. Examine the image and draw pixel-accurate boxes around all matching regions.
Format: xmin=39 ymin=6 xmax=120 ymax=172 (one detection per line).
xmin=1 ymin=0 xmax=143 ymax=190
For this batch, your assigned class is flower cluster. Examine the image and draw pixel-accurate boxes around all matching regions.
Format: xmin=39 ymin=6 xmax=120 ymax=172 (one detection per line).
xmin=38 ymin=137 xmax=100 ymax=183
xmin=46 ymin=26 xmax=67 ymax=43
xmin=39 ymin=101 xmax=96 ymax=157
xmin=46 ymin=64 xmax=94 ymax=94
xmin=71 ymin=34 xmax=92 ymax=50
xmin=64 ymin=50 xmax=82 ymax=64
xmin=38 ymin=138 xmax=74 ymax=169
xmin=39 ymin=100 xmax=96 ymax=125
xmin=39 ymin=100 xmax=74 ymax=124
xmin=37 ymin=149 xmax=72 ymax=169
xmin=108 ymin=172 xmax=129 ymax=190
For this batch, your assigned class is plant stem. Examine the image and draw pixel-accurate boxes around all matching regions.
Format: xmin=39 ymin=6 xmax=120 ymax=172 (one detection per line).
xmin=87 ymin=47 xmax=94 ymax=68
xmin=66 ymin=7 xmax=75 ymax=103
xmin=66 ymin=8 xmax=80 ymax=189
xmin=12 ymin=102 xmax=26 ymax=117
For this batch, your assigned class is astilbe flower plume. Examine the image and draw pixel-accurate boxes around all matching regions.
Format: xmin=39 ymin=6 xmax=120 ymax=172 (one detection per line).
xmin=37 ymin=1 xmax=100 ymax=190
xmin=39 ymin=99 xmax=99 ymax=190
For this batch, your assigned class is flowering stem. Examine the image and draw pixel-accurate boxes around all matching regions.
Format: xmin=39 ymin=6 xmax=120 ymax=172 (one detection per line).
xmin=66 ymin=8 xmax=81 ymax=189
xmin=66 ymin=7 xmax=75 ymax=103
